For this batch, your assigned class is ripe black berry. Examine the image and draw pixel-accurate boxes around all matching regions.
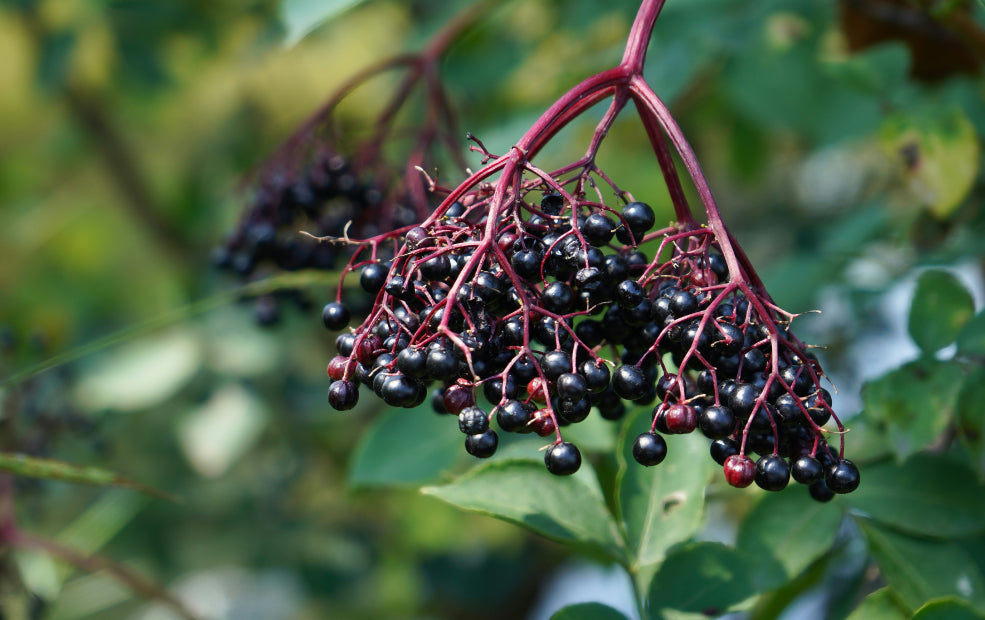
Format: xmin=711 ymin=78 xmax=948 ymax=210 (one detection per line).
xmin=465 ymin=430 xmax=498 ymax=458
xmin=580 ymin=360 xmax=611 ymax=393
xmin=542 ymin=282 xmax=574 ymax=313
xmin=581 ymin=213 xmax=615 ymax=246
xmin=633 ymin=432 xmax=667 ymax=466
xmin=381 ymin=374 xmax=420 ymax=407
xmin=322 ymin=302 xmax=351 ymax=330
xmin=545 ymin=442 xmax=582 ymax=476
xmin=698 ymin=405 xmax=736 ymax=439
xmin=556 ymin=373 xmax=587 ymax=400
xmin=791 ymin=455 xmax=823 ymax=484
xmin=360 ymin=263 xmax=388 ymax=294
xmin=396 ymin=347 xmax=427 ymax=378
xmin=613 ymin=365 xmax=648 ymax=400
xmin=809 ymin=479 xmax=835 ymax=503
xmin=328 ymin=380 xmax=359 ymax=411
xmin=622 ymin=201 xmax=655 ymax=235
xmin=710 ymin=438 xmax=739 ymax=465
xmin=825 ymin=459 xmax=860 ymax=494
xmin=497 ymin=400 xmax=534 ymax=433
xmin=557 ymin=397 xmax=591 ymax=423
xmin=755 ymin=455 xmax=791 ymax=491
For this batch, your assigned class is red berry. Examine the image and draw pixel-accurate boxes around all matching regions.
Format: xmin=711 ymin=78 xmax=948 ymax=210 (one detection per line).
xmin=724 ymin=454 xmax=756 ymax=488
xmin=664 ymin=403 xmax=697 ymax=434
xmin=527 ymin=377 xmax=548 ymax=402
xmin=356 ymin=335 xmax=382 ymax=365
xmin=327 ymin=355 xmax=352 ymax=380
xmin=531 ymin=411 xmax=557 ymax=437
xmin=442 ymin=384 xmax=474 ymax=414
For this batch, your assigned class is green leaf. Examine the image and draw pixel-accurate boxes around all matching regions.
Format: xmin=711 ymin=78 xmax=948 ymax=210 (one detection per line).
xmin=617 ymin=409 xmax=711 ymax=577
xmin=550 ymin=602 xmax=630 ymax=620
xmin=647 ymin=542 xmax=759 ymax=614
xmin=845 ymin=587 xmax=909 ymax=620
xmin=280 ymin=0 xmax=367 ymax=46
xmin=881 ymin=107 xmax=980 ymax=218
xmin=0 ymin=453 xmax=174 ymax=501
xmin=847 ymin=454 xmax=985 ymax=539
xmin=913 ymin=598 xmax=985 ymax=620
xmin=735 ymin=489 xmax=843 ymax=589
xmin=958 ymin=310 xmax=985 ymax=358
xmin=956 ymin=366 xmax=985 ymax=480
xmin=421 ymin=459 xmax=625 ymax=562
xmin=907 ymin=270 xmax=975 ymax=354
xmin=859 ymin=521 xmax=985 ymax=612
xmin=348 ymin=404 xmax=463 ymax=488
xmin=861 ymin=359 xmax=966 ymax=459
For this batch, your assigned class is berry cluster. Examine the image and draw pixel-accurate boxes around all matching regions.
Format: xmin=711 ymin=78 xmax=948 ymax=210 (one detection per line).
xmin=319 ymin=158 xmax=857 ymax=500
xmin=213 ymin=148 xmax=426 ymax=325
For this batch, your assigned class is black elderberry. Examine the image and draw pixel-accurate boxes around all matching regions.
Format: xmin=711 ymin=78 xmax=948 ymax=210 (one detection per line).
xmin=780 ymin=365 xmax=813 ymax=396
xmin=321 ymin=302 xmax=350 ymax=330
xmin=825 ymin=459 xmax=860 ymax=494
xmin=545 ymin=442 xmax=582 ymax=476
xmin=426 ymin=348 xmax=458 ymax=379
xmin=575 ymin=320 xmax=604 ymax=348
xmin=670 ymin=290 xmax=698 ymax=317
xmin=557 ymin=397 xmax=591 ymax=422
xmin=633 ymin=432 xmax=668 ymax=466
xmin=581 ymin=213 xmax=615 ymax=246
xmin=575 ymin=267 xmax=602 ymax=287
xmin=511 ymin=249 xmax=542 ymax=279
xmin=483 ymin=375 xmax=518 ymax=403
xmin=710 ymin=323 xmax=744 ymax=357
xmin=556 ymin=373 xmax=588 ymax=400
xmin=624 ymin=299 xmax=655 ymax=327
xmin=729 ymin=383 xmax=760 ymax=418
xmin=541 ymin=193 xmax=564 ymax=216
xmin=710 ymin=438 xmax=739 ymax=466
xmin=809 ymin=479 xmax=835 ymax=503
xmin=431 ymin=388 xmax=449 ymax=414
xmin=465 ymin=430 xmax=498 ymax=458
xmin=381 ymin=374 xmax=420 ymax=407
xmin=459 ymin=407 xmax=490 ymax=435
xmin=404 ymin=226 xmax=431 ymax=249
xmin=623 ymin=200 xmax=654 ymax=233
xmin=396 ymin=347 xmax=427 ymax=378
xmin=512 ymin=356 xmax=538 ymax=383
xmin=542 ymin=282 xmax=574 ymax=313
xmin=580 ymin=360 xmax=611 ymax=393
xmin=502 ymin=317 xmax=525 ymax=346
xmin=613 ymin=365 xmax=648 ymax=400
xmin=361 ymin=263 xmax=388 ymax=294
xmin=420 ymin=254 xmax=451 ymax=281
xmin=791 ymin=455 xmax=823 ymax=484
xmin=328 ymin=380 xmax=360 ymax=411
xmin=698 ymin=405 xmax=736 ymax=439
xmin=603 ymin=254 xmax=629 ymax=282
xmin=497 ymin=399 xmax=534 ymax=433
xmin=755 ymin=455 xmax=791 ymax=491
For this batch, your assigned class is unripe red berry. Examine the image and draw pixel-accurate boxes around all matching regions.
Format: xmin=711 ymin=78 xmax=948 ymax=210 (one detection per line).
xmin=724 ymin=454 xmax=756 ymax=488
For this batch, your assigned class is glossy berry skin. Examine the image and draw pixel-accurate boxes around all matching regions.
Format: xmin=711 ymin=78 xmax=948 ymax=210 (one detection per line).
xmin=809 ymin=479 xmax=835 ymax=503
xmin=556 ymin=373 xmax=587 ymax=400
xmin=826 ymin=459 xmax=861 ymax=494
xmin=724 ymin=454 xmax=756 ymax=488
xmin=541 ymin=350 xmax=572 ymax=381
xmin=557 ymin=397 xmax=591 ymax=423
xmin=497 ymin=400 xmax=534 ymax=433
xmin=381 ymin=375 xmax=420 ymax=407
xmin=396 ymin=347 xmax=427 ymax=378
xmin=527 ymin=377 xmax=549 ymax=402
xmin=710 ymin=438 xmax=739 ymax=466
xmin=442 ymin=385 xmax=474 ymax=414
xmin=360 ymin=263 xmax=388 ymax=294
xmin=664 ymin=403 xmax=698 ymax=434
xmin=755 ymin=455 xmax=791 ymax=491
xmin=613 ymin=365 xmax=648 ymax=400
xmin=542 ymin=282 xmax=574 ymax=314
xmin=633 ymin=432 xmax=668 ymax=466
xmin=581 ymin=361 xmax=611 ymax=393
xmin=465 ymin=430 xmax=498 ymax=458
xmin=622 ymin=201 xmax=655 ymax=234
xmin=698 ymin=405 xmax=736 ymax=439
xmin=328 ymin=380 xmax=359 ymax=411
xmin=458 ymin=407 xmax=489 ymax=435
xmin=545 ymin=442 xmax=582 ymax=476
xmin=321 ymin=303 xmax=350 ymax=330
xmin=616 ymin=280 xmax=644 ymax=307
xmin=326 ymin=356 xmax=350 ymax=381
xmin=531 ymin=412 xmax=557 ymax=437
xmin=791 ymin=455 xmax=824 ymax=484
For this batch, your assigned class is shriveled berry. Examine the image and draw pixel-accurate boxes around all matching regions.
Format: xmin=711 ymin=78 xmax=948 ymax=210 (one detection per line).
xmin=724 ymin=454 xmax=756 ymax=488
xmin=755 ymin=455 xmax=791 ymax=491
xmin=459 ymin=406 xmax=489 ymax=435
xmin=465 ymin=430 xmax=498 ymax=458
xmin=633 ymin=432 xmax=667 ymax=466
xmin=545 ymin=442 xmax=581 ymax=476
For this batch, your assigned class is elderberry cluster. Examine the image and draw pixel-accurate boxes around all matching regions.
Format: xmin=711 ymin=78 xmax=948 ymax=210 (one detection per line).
xmin=320 ymin=170 xmax=857 ymax=499
xmin=213 ymin=150 xmax=419 ymax=325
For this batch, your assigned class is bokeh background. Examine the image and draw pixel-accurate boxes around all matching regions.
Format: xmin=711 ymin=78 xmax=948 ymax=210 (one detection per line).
xmin=1 ymin=0 xmax=984 ymax=618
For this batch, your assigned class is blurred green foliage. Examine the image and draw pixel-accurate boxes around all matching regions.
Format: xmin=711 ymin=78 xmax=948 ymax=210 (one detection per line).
xmin=1 ymin=0 xmax=984 ymax=618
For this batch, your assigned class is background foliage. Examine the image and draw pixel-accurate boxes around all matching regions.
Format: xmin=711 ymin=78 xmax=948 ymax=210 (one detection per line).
xmin=1 ymin=0 xmax=984 ymax=618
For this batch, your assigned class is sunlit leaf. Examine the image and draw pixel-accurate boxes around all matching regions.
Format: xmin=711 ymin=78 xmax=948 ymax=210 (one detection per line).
xmin=281 ymin=0 xmax=368 ymax=46
xmin=550 ymin=602 xmax=630 ymax=620
xmin=845 ymin=587 xmax=909 ymax=620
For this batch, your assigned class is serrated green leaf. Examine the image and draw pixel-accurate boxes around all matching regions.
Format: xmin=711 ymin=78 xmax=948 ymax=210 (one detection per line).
xmin=845 ymin=587 xmax=909 ymax=620
xmin=647 ymin=542 xmax=760 ymax=614
xmin=861 ymin=359 xmax=966 ymax=459
xmin=550 ymin=602 xmax=630 ymax=620
xmin=907 ymin=270 xmax=975 ymax=354
xmin=847 ymin=454 xmax=985 ymax=539
xmin=958 ymin=310 xmax=985 ymax=358
xmin=859 ymin=521 xmax=985 ymax=612
xmin=735 ymin=489 xmax=843 ymax=589
xmin=422 ymin=459 xmax=625 ymax=562
xmin=617 ymin=409 xmax=711 ymax=579
xmin=913 ymin=598 xmax=985 ymax=620
xmin=348 ymin=404 xmax=463 ymax=488
xmin=0 ymin=453 xmax=174 ymax=501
